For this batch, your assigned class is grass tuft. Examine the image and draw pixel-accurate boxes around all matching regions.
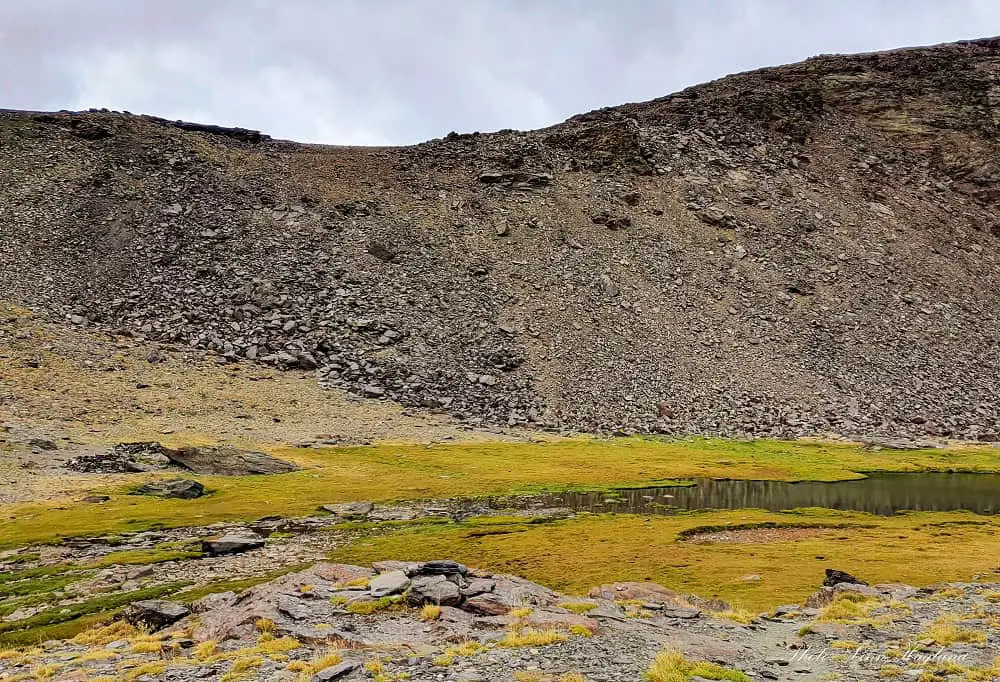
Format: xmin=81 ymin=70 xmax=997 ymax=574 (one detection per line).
xmin=921 ymin=619 xmax=987 ymax=645
xmin=644 ymin=649 xmax=751 ymax=682
xmin=559 ymin=601 xmax=597 ymax=614
xmin=499 ymin=627 xmax=568 ymax=648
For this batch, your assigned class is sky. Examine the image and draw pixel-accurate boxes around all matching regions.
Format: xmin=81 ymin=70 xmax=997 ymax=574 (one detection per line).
xmin=2 ymin=0 xmax=1000 ymax=146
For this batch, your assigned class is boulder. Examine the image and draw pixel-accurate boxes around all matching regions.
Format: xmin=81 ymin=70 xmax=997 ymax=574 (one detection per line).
xmin=133 ymin=479 xmax=205 ymax=499
xmin=823 ymin=568 xmax=867 ymax=587
xmin=201 ymin=532 xmax=265 ymax=556
xmin=124 ymin=600 xmax=190 ymax=631
xmin=165 ymin=445 xmax=298 ymax=476
xmin=406 ymin=575 xmax=463 ymax=606
xmin=369 ymin=570 xmax=410 ymax=598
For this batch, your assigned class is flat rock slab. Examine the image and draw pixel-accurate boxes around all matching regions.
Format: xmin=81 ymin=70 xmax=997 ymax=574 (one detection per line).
xmin=314 ymin=661 xmax=360 ymax=680
xmin=166 ymin=445 xmax=298 ymax=476
xmin=321 ymin=501 xmax=374 ymax=518
xmin=124 ymin=599 xmax=190 ymax=631
xmin=201 ymin=533 xmax=266 ymax=556
xmin=132 ymin=478 xmax=205 ymax=499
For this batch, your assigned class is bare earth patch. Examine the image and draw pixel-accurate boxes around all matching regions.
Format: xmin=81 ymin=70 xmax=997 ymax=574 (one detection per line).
xmin=680 ymin=527 xmax=833 ymax=544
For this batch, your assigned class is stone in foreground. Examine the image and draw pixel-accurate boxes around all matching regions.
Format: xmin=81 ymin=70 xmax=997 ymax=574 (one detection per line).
xmin=201 ymin=532 xmax=266 ymax=556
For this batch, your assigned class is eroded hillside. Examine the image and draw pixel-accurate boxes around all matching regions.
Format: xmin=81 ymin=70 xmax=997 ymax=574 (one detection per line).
xmin=2 ymin=37 xmax=999 ymax=439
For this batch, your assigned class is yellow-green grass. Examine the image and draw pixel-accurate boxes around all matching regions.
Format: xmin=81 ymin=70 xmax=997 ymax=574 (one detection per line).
xmin=0 ymin=582 xmax=190 ymax=647
xmin=2 ymin=437 xmax=996 ymax=549
xmin=645 ymin=649 xmax=751 ymax=682
xmin=328 ymin=509 xmax=1000 ymax=611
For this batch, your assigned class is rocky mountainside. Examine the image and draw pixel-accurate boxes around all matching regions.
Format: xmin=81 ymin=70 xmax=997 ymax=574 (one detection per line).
xmin=2 ymin=37 xmax=1000 ymax=439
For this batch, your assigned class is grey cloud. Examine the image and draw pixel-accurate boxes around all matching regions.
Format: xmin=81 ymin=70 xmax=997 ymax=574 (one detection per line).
xmin=2 ymin=0 xmax=1000 ymax=144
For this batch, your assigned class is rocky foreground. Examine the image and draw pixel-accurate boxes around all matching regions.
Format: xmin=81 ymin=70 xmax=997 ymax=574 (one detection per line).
xmin=1 ymin=554 xmax=999 ymax=682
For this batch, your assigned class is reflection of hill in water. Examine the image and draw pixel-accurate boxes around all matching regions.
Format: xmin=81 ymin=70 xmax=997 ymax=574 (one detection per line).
xmin=534 ymin=474 xmax=1000 ymax=516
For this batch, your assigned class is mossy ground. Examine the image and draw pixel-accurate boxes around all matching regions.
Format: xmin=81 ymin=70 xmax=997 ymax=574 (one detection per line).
xmin=328 ymin=509 xmax=1000 ymax=611
xmin=2 ymin=437 xmax=996 ymax=549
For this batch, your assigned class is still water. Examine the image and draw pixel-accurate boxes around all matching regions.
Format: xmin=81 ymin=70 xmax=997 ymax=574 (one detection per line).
xmin=527 ymin=473 xmax=1000 ymax=516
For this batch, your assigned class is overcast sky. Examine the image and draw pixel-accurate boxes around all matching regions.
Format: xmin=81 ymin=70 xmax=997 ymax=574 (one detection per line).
xmin=2 ymin=0 xmax=999 ymax=145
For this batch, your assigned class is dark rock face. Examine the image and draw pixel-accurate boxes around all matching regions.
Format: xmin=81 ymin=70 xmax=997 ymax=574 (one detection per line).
xmin=132 ymin=479 xmax=205 ymax=499
xmin=124 ymin=599 xmax=190 ymax=630
xmin=3 ymin=37 xmax=1000 ymax=440
xmin=823 ymin=568 xmax=868 ymax=587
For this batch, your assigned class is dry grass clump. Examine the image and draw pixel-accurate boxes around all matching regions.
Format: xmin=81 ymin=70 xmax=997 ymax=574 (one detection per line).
xmin=123 ymin=662 xmax=166 ymax=681
xmin=644 ymin=649 xmax=751 ymax=682
xmin=818 ymin=593 xmax=883 ymax=623
xmin=254 ymin=617 xmax=277 ymax=633
xmin=286 ymin=650 xmax=343 ymax=677
xmin=499 ymin=627 xmax=568 ymax=648
xmin=830 ymin=640 xmax=858 ymax=649
xmin=716 ymin=608 xmax=756 ymax=625
xmin=558 ymin=601 xmax=597 ymax=614
xmin=447 ymin=641 xmax=487 ymax=657
xmin=220 ymin=655 xmax=264 ymax=682
xmin=72 ymin=620 xmax=139 ymax=646
xmin=74 ymin=648 xmax=119 ymax=662
xmin=257 ymin=636 xmax=301 ymax=653
xmin=921 ymin=618 xmax=987 ymax=645
xmin=420 ymin=604 xmax=441 ymax=621
xmin=195 ymin=640 xmax=219 ymax=660
xmin=130 ymin=640 xmax=165 ymax=654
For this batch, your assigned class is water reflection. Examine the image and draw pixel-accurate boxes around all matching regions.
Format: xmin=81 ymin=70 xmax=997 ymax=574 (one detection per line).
xmin=528 ymin=473 xmax=1000 ymax=516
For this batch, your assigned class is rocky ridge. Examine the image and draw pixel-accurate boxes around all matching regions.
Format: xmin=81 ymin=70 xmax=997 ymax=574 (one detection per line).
xmin=2 ymin=38 xmax=1000 ymax=439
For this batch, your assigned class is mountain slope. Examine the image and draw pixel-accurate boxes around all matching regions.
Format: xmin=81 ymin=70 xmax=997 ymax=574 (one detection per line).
xmin=2 ymin=38 xmax=999 ymax=440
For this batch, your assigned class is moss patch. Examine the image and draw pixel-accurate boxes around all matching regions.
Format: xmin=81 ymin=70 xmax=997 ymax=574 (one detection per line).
xmin=328 ymin=508 xmax=1000 ymax=611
